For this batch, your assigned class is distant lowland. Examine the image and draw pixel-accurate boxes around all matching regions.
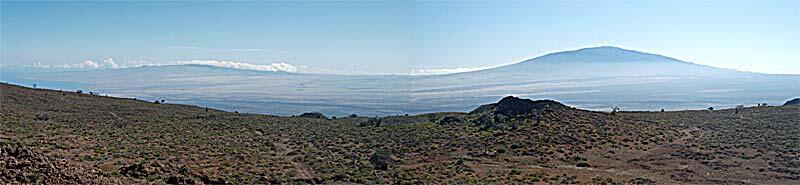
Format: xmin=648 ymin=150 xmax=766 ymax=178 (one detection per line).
xmin=3 ymin=46 xmax=798 ymax=116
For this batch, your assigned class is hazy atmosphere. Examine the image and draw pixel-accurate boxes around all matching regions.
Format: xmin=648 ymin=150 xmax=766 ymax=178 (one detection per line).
xmin=2 ymin=1 xmax=799 ymax=74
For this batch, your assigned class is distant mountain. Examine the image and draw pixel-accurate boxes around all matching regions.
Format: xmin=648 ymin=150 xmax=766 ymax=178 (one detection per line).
xmin=5 ymin=46 xmax=798 ymax=116
xmin=412 ymin=46 xmax=797 ymax=111
xmin=515 ymin=46 xmax=683 ymax=64
xmin=434 ymin=46 xmax=748 ymax=83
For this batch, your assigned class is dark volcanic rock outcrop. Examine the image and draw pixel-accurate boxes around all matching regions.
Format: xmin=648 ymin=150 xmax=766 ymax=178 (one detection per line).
xmin=470 ymin=96 xmax=568 ymax=117
xmin=437 ymin=116 xmax=462 ymax=125
xmin=468 ymin=96 xmax=570 ymax=129
xmin=299 ymin=112 xmax=329 ymax=119
xmin=784 ymin=98 xmax=800 ymax=106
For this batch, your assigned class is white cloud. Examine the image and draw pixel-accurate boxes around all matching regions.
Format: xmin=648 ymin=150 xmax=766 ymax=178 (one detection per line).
xmin=25 ymin=62 xmax=52 ymax=68
xmin=24 ymin=58 xmax=300 ymax=73
xmin=23 ymin=59 xmax=506 ymax=75
xmin=102 ymin=58 xmax=120 ymax=69
xmin=176 ymin=60 xmax=298 ymax=72
xmin=60 ymin=60 xmax=101 ymax=68
xmin=24 ymin=58 xmax=340 ymax=74
xmin=120 ymin=60 xmax=164 ymax=68
xmin=29 ymin=60 xmax=112 ymax=69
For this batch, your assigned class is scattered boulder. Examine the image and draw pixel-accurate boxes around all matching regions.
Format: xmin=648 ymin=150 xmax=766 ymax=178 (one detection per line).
xmin=165 ymin=175 xmax=196 ymax=184
xmin=628 ymin=177 xmax=657 ymax=185
xmin=437 ymin=116 xmax=461 ymax=124
xmin=299 ymin=112 xmax=328 ymax=119
xmin=119 ymin=163 xmax=151 ymax=178
xmin=359 ymin=118 xmax=382 ymax=127
xmin=576 ymin=162 xmax=591 ymax=167
xmin=784 ymin=98 xmax=800 ymax=106
xmin=35 ymin=112 xmax=48 ymax=121
xmin=200 ymin=175 xmax=228 ymax=184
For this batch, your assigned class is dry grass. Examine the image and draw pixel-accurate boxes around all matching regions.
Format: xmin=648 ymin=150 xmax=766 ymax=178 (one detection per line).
xmin=1 ymin=83 xmax=798 ymax=184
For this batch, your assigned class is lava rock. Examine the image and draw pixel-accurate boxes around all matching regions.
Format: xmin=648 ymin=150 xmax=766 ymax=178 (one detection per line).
xmin=784 ymin=98 xmax=800 ymax=106
xmin=165 ymin=176 xmax=196 ymax=184
xmin=470 ymin=96 xmax=566 ymax=117
xmin=299 ymin=112 xmax=328 ymax=119
xmin=437 ymin=116 xmax=461 ymax=124
xmin=628 ymin=177 xmax=656 ymax=185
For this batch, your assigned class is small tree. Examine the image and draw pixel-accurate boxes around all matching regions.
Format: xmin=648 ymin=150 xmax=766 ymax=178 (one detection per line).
xmin=370 ymin=149 xmax=391 ymax=171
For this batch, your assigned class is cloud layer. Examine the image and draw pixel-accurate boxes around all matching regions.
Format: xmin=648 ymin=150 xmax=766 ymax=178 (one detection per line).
xmin=22 ymin=58 xmax=503 ymax=75
xmin=28 ymin=60 xmax=103 ymax=69
xmin=24 ymin=58 xmax=300 ymax=73
xmin=176 ymin=60 xmax=297 ymax=73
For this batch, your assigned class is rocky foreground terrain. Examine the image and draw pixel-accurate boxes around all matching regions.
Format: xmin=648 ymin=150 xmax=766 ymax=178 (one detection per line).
xmin=1 ymin=82 xmax=798 ymax=184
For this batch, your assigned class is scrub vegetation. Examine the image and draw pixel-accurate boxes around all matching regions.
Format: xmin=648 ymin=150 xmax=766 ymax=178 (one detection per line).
xmin=1 ymin=83 xmax=798 ymax=184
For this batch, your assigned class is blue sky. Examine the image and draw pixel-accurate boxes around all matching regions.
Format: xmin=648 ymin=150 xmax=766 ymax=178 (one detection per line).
xmin=2 ymin=1 xmax=798 ymax=74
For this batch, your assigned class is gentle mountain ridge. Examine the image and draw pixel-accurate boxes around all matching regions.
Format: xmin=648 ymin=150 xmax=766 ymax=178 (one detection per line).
xmin=4 ymin=46 xmax=798 ymax=116
xmin=519 ymin=46 xmax=684 ymax=64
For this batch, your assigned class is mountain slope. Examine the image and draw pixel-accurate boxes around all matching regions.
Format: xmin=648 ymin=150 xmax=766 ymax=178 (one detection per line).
xmin=434 ymin=46 xmax=747 ymax=82
xmin=4 ymin=46 xmax=798 ymax=116
xmin=412 ymin=46 xmax=798 ymax=112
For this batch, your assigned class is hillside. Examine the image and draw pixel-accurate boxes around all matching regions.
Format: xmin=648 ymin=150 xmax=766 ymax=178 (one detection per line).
xmin=2 ymin=82 xmax=799 ymax=184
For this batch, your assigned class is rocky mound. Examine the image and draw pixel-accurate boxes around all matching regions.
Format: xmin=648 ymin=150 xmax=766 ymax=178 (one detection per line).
xmin=784 ymin=98 xmax=800 ymax=106
xmin=299 ymin=112 xmax=329 ymax=119
xmin=0 ymin=143 xmax=121 ymax=184
xmin=468 ymin=96 xmax=571 ymax=129
xmin=470 ymin=96 xmax=568 ymax=117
